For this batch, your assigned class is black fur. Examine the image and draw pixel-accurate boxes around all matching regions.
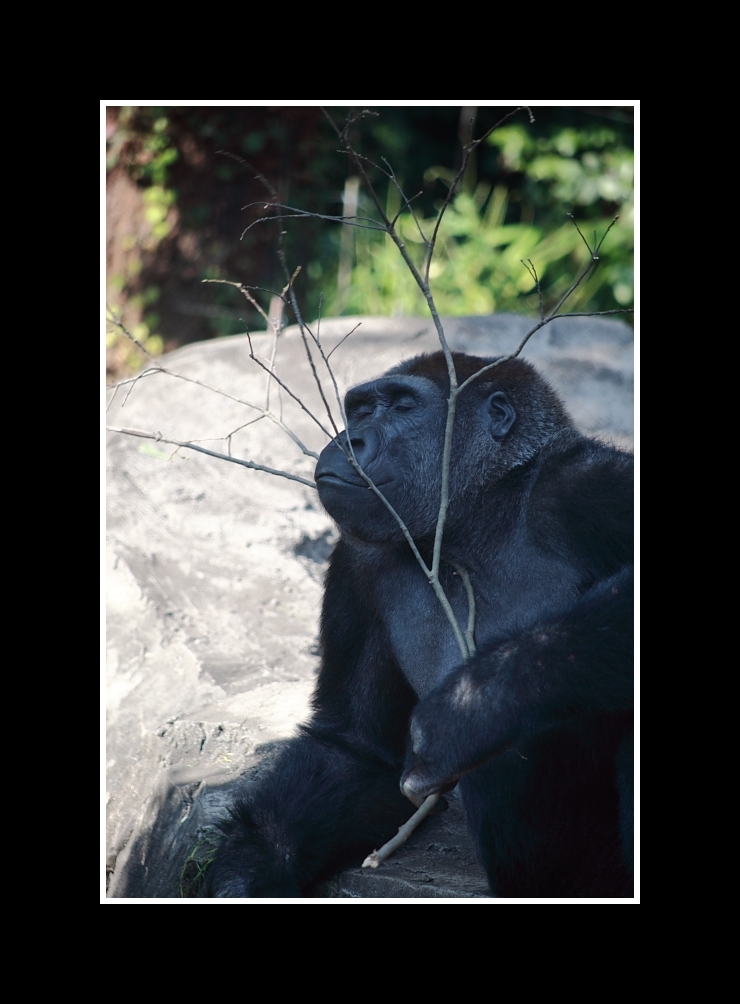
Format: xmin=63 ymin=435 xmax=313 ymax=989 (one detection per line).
xmin=206 ymin=352 xmax=634 ymax=898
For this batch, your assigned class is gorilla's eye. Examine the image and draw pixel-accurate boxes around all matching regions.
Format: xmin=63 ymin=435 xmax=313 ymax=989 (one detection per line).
xmin=392 ymin=396 xmax=416 ymax=412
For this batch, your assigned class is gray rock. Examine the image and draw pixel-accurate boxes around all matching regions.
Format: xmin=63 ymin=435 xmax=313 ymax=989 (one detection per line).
xmin=105 ymin=312 xmax=633 ymax=899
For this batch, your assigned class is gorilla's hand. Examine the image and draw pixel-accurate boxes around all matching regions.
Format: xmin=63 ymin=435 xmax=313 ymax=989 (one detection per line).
xmin=400 ymin=753 xmax=459 ymax=807
xmin=400 ymin=674 xmax=487 ymax=806
xmin=400 ymin=656 xmax=518 ymax=806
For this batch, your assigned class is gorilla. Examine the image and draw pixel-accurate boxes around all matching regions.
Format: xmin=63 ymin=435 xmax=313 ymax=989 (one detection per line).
xmin=206 ymin=351 xmax=634 ymax=898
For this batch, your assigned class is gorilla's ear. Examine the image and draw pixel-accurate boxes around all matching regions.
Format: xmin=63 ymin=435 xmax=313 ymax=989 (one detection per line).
xmin=485 ymin=391 xmax=516 ymax=438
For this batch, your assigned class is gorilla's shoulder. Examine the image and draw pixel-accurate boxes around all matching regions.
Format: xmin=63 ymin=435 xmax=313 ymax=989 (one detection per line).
xmin=527 ymin=432 xmax=633 ymax=573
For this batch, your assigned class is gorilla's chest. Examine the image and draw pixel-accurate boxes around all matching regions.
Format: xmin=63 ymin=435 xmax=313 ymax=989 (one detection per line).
xmin=375 ymin=541 xmax=581 ymax=698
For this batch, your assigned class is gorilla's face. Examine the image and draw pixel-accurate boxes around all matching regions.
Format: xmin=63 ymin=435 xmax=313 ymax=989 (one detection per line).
xmin=315 ymin=360 xmax=517 ymax=545
xmin=315 ymin=374 xmax=447 ymax=544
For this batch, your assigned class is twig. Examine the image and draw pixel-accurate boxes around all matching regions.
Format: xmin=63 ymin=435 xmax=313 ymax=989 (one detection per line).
xmin=424 ymin=107 xmax=525 ymax=286
xmin=545 ymin=309 xmax=633 ymax=318
xmin=274 ymin=249 xmax=342 ymax=439
xmin=110 ymin=348 xmax=246 ymax=411
xmin=203 ymin=278 xmax=273 ymax=326
xmin=106 ymin=426 xmax=316 ymax=488
xmin=106 ymin=307 xmax=155 ymax=358
xmin=361 ymin=794 xmax=440 ymax=868
xmin=246 ymin=332 xmax=334 ymax=441
xmin=239 ymin=205 xmax=386 ymax=239
xmin=326 ymin=322 xmax=362 ymax=361
xmin=458 ymin=217 xmax=632 ymax=394
xmin=322 ymin=110 xmax=464 ymax=585
xmin=381 ymin=156 xmax=428 ymax=240
xmin=226 ymin=414 xmax=320 ymax=462
xmin=522 ymin=259 xmax=544 ymax=322
xmin=108 ymin=353 xmax=319 ymax=460
xmin=452 ymin=563 xmax=477 ymax=656
xmin=323 ymin=108 xmax=540 ymax=618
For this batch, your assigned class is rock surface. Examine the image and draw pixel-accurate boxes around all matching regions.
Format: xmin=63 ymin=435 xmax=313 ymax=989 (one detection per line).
xmin=105 ymin=313 xmax=633 ymax=899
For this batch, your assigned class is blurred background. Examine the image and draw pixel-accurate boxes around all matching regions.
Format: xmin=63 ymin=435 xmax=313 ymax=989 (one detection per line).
xmin=105 ymin=105 xmax=634 ymax=382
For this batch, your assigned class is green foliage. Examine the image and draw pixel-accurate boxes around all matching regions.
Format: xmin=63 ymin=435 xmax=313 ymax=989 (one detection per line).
xmin=142 ymin=185 xmax=176 ymax=241
xmin=105 ymin=304 xmax=164 ymax=373
xmin=107 ymin=109 xmax=180 ymax=358
xmin=179 ymin=829 xmax=221 ymax=898
xmin=329 ymin=121 xmax=633 ymax=319
xmin=106 ymin=107 xmax=633 ymax=364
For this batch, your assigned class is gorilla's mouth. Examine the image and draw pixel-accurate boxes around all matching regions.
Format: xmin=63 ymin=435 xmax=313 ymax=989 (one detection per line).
xmin=316 ymin=473 xmax=390 ymax=490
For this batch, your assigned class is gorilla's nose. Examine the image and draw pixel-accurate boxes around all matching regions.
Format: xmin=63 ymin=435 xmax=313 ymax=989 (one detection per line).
xmin=348 ymin=427 xmax=380 ymax=467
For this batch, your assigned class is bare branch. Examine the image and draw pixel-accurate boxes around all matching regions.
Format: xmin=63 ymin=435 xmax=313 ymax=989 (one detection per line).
xmin=239 ymin=205 xmax=385 ymax=239
xmin=106 ymin=311 xmax=159 ymax=409
xmin=452 ymin=563 xmax=476 ymax=656
xmin=424 ymin=107 xmax=526 ymax=285
xmin=522 ymin=259 xmax=544 ymax=322
xmin=340 ymin=108 xmax=380 ymax=134
xmin=106 ymin=308 xmax=155 ymax=358
xmin=432 ymin=393 xmax=458 ymax=583
xmin=594 ymin=214 xmax=620 ymax=254
xmin=320 ymin=106 xmax=480 ymax=661
xmin=329 ymin=112 xmax=457 ymax=368
xmin=108 ymin=348 xmax=320 ymax=461
xmin=267 ymin=268 xmax=299 ymax=409
xmin=116 ymin=359 xmax=259 ymax=412
xmin=206 ymin=280 xmax=289 ymax=304
xmin=227 ymin=413 xmax=319 ymax=461
xmin=274 ymin=248 xmax=342 ymax=439
xmin=216 ymin=150 xmax=280 ymax=203
xmin=203 ymin=278 xmax=273 ymax=327
xmin=380 ymin=156 xmax=428 ymax=240
xmin=541 ymin=217 xmax=623 ymax=320
xmin=246 ymin=332 xmax=334 ymax=440
xmin=326 ymin=321 xmax=362 ymax=361
xmin=550 ymin=309 xmax=633 ymax=318
xmin=106 ymin=426 xmax=317 ymax=488
xmin=361 ymin=794 xmax=440 ymax=868
xmin=110 ymin=359 xmax=248 ymax=413
xmin=567 ymin=213 xmax=596 ymax=256
xmin=315 ymin=292 xmax=323 ymax=346
xmin=457 ymin=215 xmax=630 ymax=395
xmin=457 ymin=310 xmax=632 ymax=397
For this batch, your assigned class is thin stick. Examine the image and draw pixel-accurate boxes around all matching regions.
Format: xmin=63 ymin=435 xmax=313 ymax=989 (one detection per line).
xmin=522 ymin=259 xmax=544 ymax=321
xmin=240 ymin=207 xmax=386 ymax=239
xmin=106 ymin=307 xmax=155 ymax=358
xmin=452 ymin=563 xmax=477 ymax=656
xmin=361 ymin=794 xmax=440 ymax=868
xmin=106 ymin=426 xmax=316 ymax=488
xmin=108 ymin=359 xmax=319 ymax=461
xmin=326 ymin=321 xmax=362 ymax=361
xmin=458 ymin=217 xmax=632 ymax=394
xmin=423 ymin=107 xmax=525 ymax=286
xmin=246 ymin=332 xmax=334 ymax=440
xmin=276 ymin=246 xmax=343 ymax=439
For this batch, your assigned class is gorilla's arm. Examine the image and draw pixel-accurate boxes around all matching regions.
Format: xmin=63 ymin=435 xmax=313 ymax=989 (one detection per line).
xmin=206 ymin=733 xmax=416 ymax=896
xmin=206 ymin=541 xmax=416 ymax=897
xmin=401 ymin=565 xmax=633 ymax=802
